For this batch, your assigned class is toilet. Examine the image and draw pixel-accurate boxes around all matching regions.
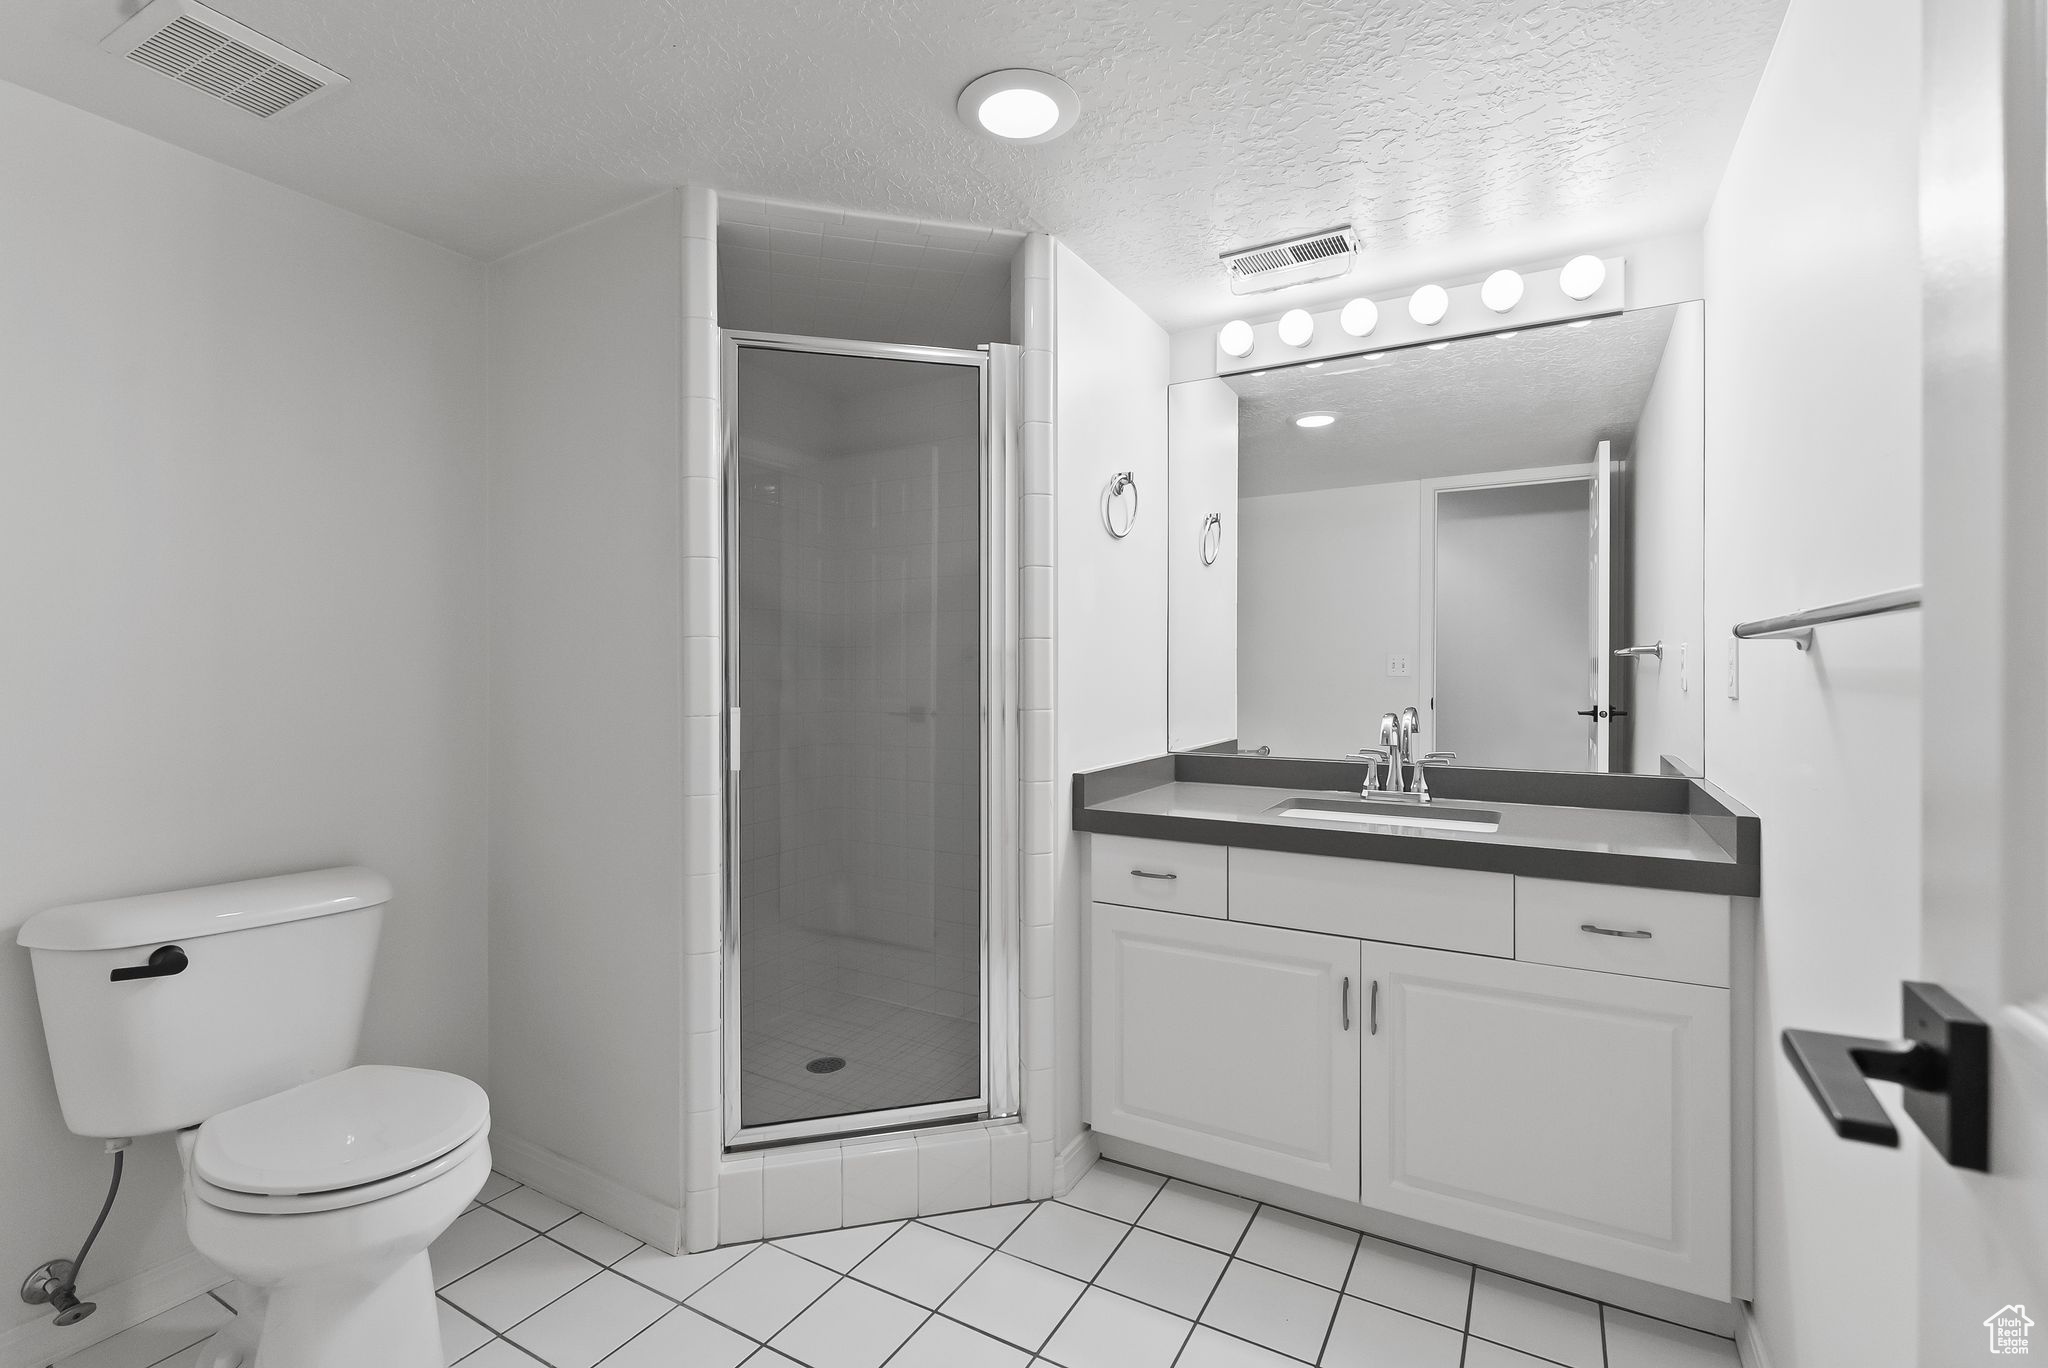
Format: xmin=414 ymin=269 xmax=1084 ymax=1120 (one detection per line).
xmin=18 ymin=868 xmax=489 ymax=1368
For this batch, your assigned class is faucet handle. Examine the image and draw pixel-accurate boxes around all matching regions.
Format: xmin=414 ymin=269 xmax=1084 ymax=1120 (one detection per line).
xmin=1420 ymin=751 xmax=1457 ymax=763
xmin=1350 ymin=746 xmax=1392 ymax=794
xmin=1349 ymin=746 xmax=1392 ymax=761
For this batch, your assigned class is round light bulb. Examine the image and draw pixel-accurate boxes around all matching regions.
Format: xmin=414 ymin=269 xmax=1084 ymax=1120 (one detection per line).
xmin=1339 ymin=298 xmax=1379 ymax=337
xmin=1408 ymin=284 xmax=1449 ymax=325
xmin=1277 ymin=308 xmax=1315 ymax=347
xmin=1217 ymin=320 xmax=1255 ymax=358
xmin=977 ymin=88 xmax=1060 ymax=138
xmin=1480 ymin=269 xmax=1525 ymax=312
xmin=1295 ymin=413 xmax=1336 ymax=429
xmin=1559 ymin=254 xmax=1606 ymax=301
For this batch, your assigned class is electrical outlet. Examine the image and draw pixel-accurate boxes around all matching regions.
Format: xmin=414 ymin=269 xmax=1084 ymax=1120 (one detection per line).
xmin=1725 ymin=642 xmax=1739 ymax=700
xmin=1387 ymin=654 xmax=1411 ymax=677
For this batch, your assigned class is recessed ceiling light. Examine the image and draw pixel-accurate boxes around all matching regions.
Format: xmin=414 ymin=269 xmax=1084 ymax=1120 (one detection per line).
xmin=1426 ymin=342 xmax=1450 ymax=350
xmin=1217 ymin=319 xmax=1255 ymax=357
xmin=1305 ymin=362 xmax=1324 ymax=369
xmin=1409 ymin=284 xmax=1450 ymax=325
xmin=1496 ymin=331 xmax=1519 ymax=339
xmin=1295 ymin=412 xmax=1336 ymax=428
xmin=1568 ymin=320 xmax=1592 ymax=328
xmin=1559 ymin=254 xmax=1606 ymax=300
xmin=958 ymin=69 xmax=1080 ymax=143
xmin=1278 ymin=309 xmax=1315 ymax=347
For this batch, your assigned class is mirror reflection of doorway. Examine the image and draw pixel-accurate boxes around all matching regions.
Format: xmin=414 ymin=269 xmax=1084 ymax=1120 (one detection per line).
xmin=1432 ymin=477 xmax=1599 ymax=771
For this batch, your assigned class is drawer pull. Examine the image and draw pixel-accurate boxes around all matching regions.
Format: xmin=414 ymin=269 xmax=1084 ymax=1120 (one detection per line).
xmin=1341 ymin=976 xmax=1351 ymax=1031
xmin=1130 ymin=869 xmax=1178 ymax=881
xmin=1580 ymin=923 xmax=1653 ymax=939
xmin=1370 ymin=979 xmax=1380 ymax=1035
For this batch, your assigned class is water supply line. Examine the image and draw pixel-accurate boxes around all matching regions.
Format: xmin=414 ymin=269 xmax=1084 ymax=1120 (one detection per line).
xmin=19 ymin=1139 xmax=128 ymax=1327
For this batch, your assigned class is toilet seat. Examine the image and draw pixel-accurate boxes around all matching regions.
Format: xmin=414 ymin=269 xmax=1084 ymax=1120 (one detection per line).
xmin=191 ymin=1065 xmax=489 ymax=1215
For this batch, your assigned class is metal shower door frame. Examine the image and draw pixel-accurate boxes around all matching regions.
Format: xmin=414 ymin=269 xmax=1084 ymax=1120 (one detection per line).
xmin=720 ymin=330 xmax=1021 ymax=1150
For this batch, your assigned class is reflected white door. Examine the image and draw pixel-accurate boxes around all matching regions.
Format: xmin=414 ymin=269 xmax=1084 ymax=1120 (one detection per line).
xmin=1586 ymin=440 xmax=1614 ymax=770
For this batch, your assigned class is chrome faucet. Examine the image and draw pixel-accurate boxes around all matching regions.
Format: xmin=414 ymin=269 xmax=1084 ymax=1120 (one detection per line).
xmin=1397 ymin=707 xmax=1421 ymax=789
xmin=1410 ymin=751 xmax=1457 ymax=803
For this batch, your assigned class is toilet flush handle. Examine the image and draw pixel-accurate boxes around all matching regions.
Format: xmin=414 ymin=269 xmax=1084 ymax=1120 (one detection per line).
xmin=108 ymin=945 xmax=187 ymax=982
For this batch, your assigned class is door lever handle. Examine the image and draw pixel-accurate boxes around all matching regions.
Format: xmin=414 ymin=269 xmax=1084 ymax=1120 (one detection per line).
xmin=1782 ymin=981 xmax=1988 ymax=1171
xmin=109 ymin=945 xmax=188 ymax=982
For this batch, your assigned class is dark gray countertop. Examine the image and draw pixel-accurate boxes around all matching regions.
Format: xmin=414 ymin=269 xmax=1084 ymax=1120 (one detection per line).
xmin=1072 ymin=756 xmax=1760 ymax=896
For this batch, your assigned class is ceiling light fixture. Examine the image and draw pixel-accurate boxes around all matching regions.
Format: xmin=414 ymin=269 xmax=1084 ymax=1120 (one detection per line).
xmin=1568 ymin=320 xmax=1592 ymax=328
xmin=1426 ymin=342 xmax=1449 ymax=350
xmin=1277 ymin=309 xmax=1315 ymax=347
xmin=1295 ymin=413 xmax=1336 ymax=429
xmin=958 ymin=69 xmax=1080 ymax=143
xmin=1217 ymin=319 xmax=1256 ymax=357
xmin=1339 ymin=298 xmax=1378 ymax=337
xmin=1480 ymin=269 xmax=1524 ymax=312
xmin=1559 ymin=254 xmax=1607 ymax=300
xmin=1408 ymin=284 xmax=1449 ymax=325
xmin=1496 ymin=331 xmax=1519 ymax=339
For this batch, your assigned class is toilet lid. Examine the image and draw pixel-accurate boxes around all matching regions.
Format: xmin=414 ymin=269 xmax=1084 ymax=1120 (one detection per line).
xmin=194 ymin=1065 xmax=489 ymax=1195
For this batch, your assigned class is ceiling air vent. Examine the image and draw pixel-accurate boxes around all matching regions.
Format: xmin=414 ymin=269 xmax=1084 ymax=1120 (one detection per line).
xmin=1222 ymin=227 xmax=1358 ymax=296
xmin=102 ymin=0 xmax=348 ymax=119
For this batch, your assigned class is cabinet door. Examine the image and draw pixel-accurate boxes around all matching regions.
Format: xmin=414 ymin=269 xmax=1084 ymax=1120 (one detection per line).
xmin=1359 ymin=943 xmax=1731 ymax=1298
xmin=1090 ymin=902 xmax=1361 ymax=1199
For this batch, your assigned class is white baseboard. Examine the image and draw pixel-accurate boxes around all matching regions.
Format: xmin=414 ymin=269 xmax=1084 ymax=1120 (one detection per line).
xmin=490 ymin=1132 xmax=684 ymax=1255
xmin=1052 ymin=1131 xmax=1100 ymax=1197
xmin=1736 ymin=1304 xmax=1773 ymax=1368
xmin=0 ymin=1251 xmax=225 ymax=1368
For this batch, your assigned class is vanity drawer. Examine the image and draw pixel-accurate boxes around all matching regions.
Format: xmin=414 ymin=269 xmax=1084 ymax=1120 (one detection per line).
xmin=1515 ymin=878 xmax=1731 ymax=987
xmin=1229 ymin=848 xmax=1513 ymax=956
xmin=1089 ymin=835 xmax=1228 ymax=918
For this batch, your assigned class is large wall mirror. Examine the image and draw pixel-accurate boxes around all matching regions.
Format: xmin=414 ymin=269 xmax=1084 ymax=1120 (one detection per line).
xmin=1167 ymin=300 xmax=1705 ymax=775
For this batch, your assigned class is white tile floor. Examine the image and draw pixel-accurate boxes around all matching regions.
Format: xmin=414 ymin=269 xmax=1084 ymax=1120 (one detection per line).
xmin=59 ymin=1160 xmax=1741 ymax=1368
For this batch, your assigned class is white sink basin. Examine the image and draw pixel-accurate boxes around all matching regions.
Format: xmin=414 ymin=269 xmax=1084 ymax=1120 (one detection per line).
xmin=1268 ymin=797 xmax=1502 ymax=833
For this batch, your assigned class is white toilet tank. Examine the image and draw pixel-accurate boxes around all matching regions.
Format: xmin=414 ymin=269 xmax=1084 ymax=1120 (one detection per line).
xmin=17 ymin=867 xmax=393 ymax=1139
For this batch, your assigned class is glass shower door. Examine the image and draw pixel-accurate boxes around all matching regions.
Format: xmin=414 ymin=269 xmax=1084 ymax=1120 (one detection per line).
xmin=725 ymin=337 xmax=996 ymax=1144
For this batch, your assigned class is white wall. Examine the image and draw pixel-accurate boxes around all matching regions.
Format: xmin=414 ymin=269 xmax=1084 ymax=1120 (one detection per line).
xmin=0 ymin=75 xmax=488 ymax=1339
xmin=1700 ymin=1 xmax=1923 ymax=1363
xmin=1236 ymin=482 xmax=1422 ymax=757
xmin=486 ymin=194 xmax=686 ymax=1230
xmin=1628 ymin=303 xmax=1707 ymax=772
xmin=1165 ymin=380 xmax=1238 ymax=750
xmin=1054 ymin=244 xmax=1170 ymax=1156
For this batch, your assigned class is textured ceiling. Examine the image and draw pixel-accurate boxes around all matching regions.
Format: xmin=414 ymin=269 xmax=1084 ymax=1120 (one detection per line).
xmin=0 ymin=1 xmax=1785 ymax=328
xmin=1233 ymin=305 xmax=1678 ymax=498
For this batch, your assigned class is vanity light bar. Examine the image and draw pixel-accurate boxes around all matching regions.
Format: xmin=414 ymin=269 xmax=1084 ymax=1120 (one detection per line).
xmin=1213 ymin=255 xmax=1625 ymax=374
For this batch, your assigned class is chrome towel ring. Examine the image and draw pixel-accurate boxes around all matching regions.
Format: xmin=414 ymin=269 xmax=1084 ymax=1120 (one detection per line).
xmin=1199 ymin=512 xmax=1223 ymax=565
xmin=1102 ymin=471 xmax=1139 ymax=539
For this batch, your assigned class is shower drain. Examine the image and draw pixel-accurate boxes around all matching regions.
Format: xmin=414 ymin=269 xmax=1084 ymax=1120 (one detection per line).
xmin=805 ymin=1056 xmax=847 ymax=1075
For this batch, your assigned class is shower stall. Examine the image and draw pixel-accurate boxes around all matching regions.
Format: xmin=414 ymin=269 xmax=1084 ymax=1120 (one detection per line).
xmin=723 ymin=332 xmax=1018 ymax=1148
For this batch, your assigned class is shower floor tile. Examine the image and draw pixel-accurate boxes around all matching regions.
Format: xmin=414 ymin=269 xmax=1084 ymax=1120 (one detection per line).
xmin=741 ymin=990 xmax=980 ymax=1127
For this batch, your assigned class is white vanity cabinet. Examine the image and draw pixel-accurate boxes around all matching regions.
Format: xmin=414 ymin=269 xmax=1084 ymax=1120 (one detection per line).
xmin=1084 ymin=835 xmax=1738 ymax=1299
xmin=1357 ymin=942 xmax=1732 ymax=1299
xmin=1089 ymin=901 xmax=1362 ymax=1199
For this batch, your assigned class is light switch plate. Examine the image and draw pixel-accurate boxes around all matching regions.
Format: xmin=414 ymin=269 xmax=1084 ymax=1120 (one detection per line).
xmin=1725 ymin=643 xmax=1739 ymax=700
xmin=1387 ymin=654 xmax=1411 ymax=677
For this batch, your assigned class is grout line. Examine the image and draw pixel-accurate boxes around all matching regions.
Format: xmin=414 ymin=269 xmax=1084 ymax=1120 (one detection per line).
xmin=1314 ymin=1220 xmax=1367 ymax=1365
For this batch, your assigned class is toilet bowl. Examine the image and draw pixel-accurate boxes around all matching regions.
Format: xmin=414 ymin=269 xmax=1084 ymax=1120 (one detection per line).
xmin=17 ymin=868 xmax=492 ymax=1366
xmin=178 ymin=1066 xmax=491 ymax=1368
